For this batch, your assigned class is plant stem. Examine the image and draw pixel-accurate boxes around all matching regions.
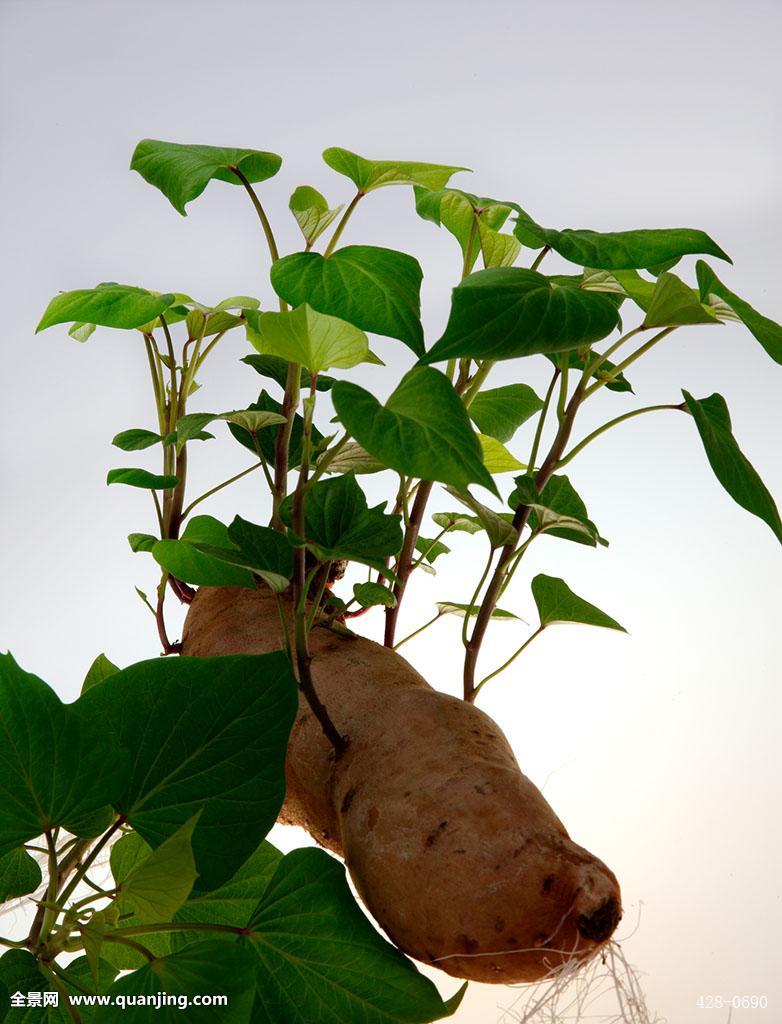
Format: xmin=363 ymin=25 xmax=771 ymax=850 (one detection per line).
xmin=181 ymin=461 xmax=266 ymax=519
xmin=38 ymin=963 xmax=82 ymax=1024
xmin=530 ymin=245 xmax=550 ymax=271
xmin=528 ymin=366 xmax=560 ymax=471
xmin=114 ymin=921 xmax=250 ymax=938
xmin=103 ymin=933 xmax=156 ymax=961
xmin=271 ymin=363 xmax=301 ymax=531
xmin=461 ymin=548 xmax=496 ymax=648
xmin=394 ymin=611 xmax=443 ymax=650
xmin=461 ymin=360 xmax=494 ymax=406
xmin=323 ymin=191 xmax=364 ymax=257
xmin=559 ymin=403 xmax=685 ymax=466
xmin=585 ymin=324 xmax=647 ymax=376
xmin=384 ymin=481 xmax=434 ymax=647
xmin=583 ymin=326 xmax=676 ymax=399
xmin=230 ymin=166 xmax=281 ymax=265
xmin=410 ymin=525 xmax=451 ymax=571
xmin=473 ymin=625 xmax=546 ymax=698
xmin=143 ymin=334 xmax=166 ymax=432
xmin=57 ymin=819 xmax=125 ymax=910
xmin=556 ymin=352 xmax=570 ymax=421
xmin=36 ymin=831 xmax=59 ymax=945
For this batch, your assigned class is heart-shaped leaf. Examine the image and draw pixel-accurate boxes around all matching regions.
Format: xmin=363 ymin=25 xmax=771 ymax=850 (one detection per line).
xmin=468 ymin=383 xmax=543 ymax=443
xmin=643 ymin=272 xmax=720 ymax=327
xmin=422 ymin=268 xmax=620 ymax=364
xmin=478 ymin=434 xmax=525 ymax=474
xmin=332 ymin=368 xmax=496 ymax=494
xmin=37 ymin=283 xmax=177 ymax=333
xmin=228 ymin=390 xmax=324 ymax=468
xmin=513 ymin=216 xmax=731 ymax=270
xmin=323 ymin=147 xmax=467 ymax=192
xmin=353 ymin=582 xmax=397 ymax=608
xmin=682 ymin=391 xmax=782 ymax=543
xmin=245 ymin=305 xmax=374 ymax=375
xmin=76 ymin=652 xmax=298 ymax=890
xmin=0 ymin=848 xmax=42 ymax=901
xmin=531 ymin=575 xmax=625 ymax=630
xmin=153 ymin=516 xmax=256 ymax=589
xmin=318 ymin=441 xmax=386 ymax=476
xmin=510 ymin=474 xmax=606 ymax=547
xmin=118 ymin=816 xmax=199 ymax=923
xmin=270 ymin=246 xmax=425 ymax=356
xmin=131 ymin=139 xmax=282 ymax=215
xmin=415 ymin=187 xmax=518 ymax=272
xmin=696 ymin=261 xmax=782 ymax=364
xmin=0 ymin=654 xmax=127 ymax=856
xmin=289 ymin=185 xmax=343 ymax=246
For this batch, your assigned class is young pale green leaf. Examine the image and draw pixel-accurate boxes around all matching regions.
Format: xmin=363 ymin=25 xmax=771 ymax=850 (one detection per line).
xmin=271 ymin=246 xmax=425 ymax=356
xmin=243 ymin=847 xmax=463 ymax=1024
xmin=289 ymin=185 xmax=343 ymax=246
xmin=422 ymin=268 xmax=620 ymax=364
xmin=478 ymin=219 xmax=521 ymax=269
xmin=241 ymin=354 xmax=336 ymax=392
xmin=444 ymin=486 xmax=517 ymax=548
xmin=479 ymin=434 xmax=525 ymax=474
xmin=643 ymin=272 xmax=720 ymax=328
xmin=128 ymin=533 xmax=157 ymax=553
xmin=468 ymin=383 xmax=543 ymax=443
xmin=682 ymin=391 xmax=782 ymax=543
xmin=119 ymin=816 xmax=200 ymax=923
xmin=214 ymin=295 xmax=260 ymax=311
xmin=94 ymin=941 xmax=256 ymax=1023
xmin=107 ymin=468 xmax=178 ymax=490
xmin=353 ymin=582 xmax=397 ymax=608
xmin=220 ymin=409 xmax=287 ymax=434
xmin=323 ymin=146 xmax=467 ymax=192
xmin=37 ymin=283 xmax=177 ymax=333
xmin=513 ymin=216 xmax=731 ymax=269
xmin=696 ymin=261 xmax=782 ymax=364
xmin=319 ymin=441 xmax=387 ymax=475
xmin=81 ymin=653 xmax=120 ymax=694
xmin=437 ymin=602 xmax=519 ymax=620
xmin=332 ymin=368 xmax=497 ymax=494
xmin=69 ymin=321 xmax=97 ymax=342
xmin=153 ymin=516 xmax=255 ymax=589
xmin=0 ymin=654 xmax=127 ymax=856
xmin=415 ymin=536 xmax=451 ymax=564
xmin=112 ymin=428 xmax=163 ymax=452
xmin=229 ymin=390 xmax=324 ymax=468
xmin=415 ymin=187 xmax=518 ymax=273
xmin=245 ymin=305 xmax=372 ymax=375
xmin=131 ymin=139 xmax=282 ymax=215
xmin=431 ymin=511 xmax=485 ymax=535
xmin=282 ymin=474 xmax=402 ymax=574
xmin=0 ymin=848 xmax=42 ymax=901
xmin=531 ymin=575 xmax=626 ymax=631
xmin=510 ymin=474 xmax=607 ymax=547
xmin=76 ymin=652 xmax=298 ymax=890
xmin=581 ymin=267 xmax=656 ymax=312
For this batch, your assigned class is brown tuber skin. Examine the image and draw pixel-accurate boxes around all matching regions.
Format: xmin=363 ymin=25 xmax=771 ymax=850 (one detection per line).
xmin=182 ymin=585 xmax=622 ymax=984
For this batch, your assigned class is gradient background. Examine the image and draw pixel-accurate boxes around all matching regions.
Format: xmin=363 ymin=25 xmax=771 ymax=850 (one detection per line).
xmin=1 ymin=1 xmax=780 ymax=1020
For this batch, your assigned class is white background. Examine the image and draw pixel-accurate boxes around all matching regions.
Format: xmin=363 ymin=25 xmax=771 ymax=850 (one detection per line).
xmin=1 ymin=1 xmax=780 ymax=1021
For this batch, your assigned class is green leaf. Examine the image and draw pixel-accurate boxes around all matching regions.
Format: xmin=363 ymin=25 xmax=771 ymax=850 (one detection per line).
xmin=422 ymin=268 xmax=620 ymax=364
xmin=128 ymin=533 xmax=157 ymax=553
xmin=223 ymin=516 xmax=294 ymax=592
xmin=220 ymin=410 xmax=287 ymax=434
xmin=228 ymin=390 xmax=323 ymax=468
xmin=696 ymin=261 xmax=782 ymax=364
xmin=107 ymin=468 xmax=179 ymax=490
xmin=174 ymin=412 xmax=218 ymax=444
xmin=95 ymin=941 xmax=256 ymax=1023
xmin=119 ymin=816 xmax=199 ymax=923
xmin=0 ymin=654 xmax=127 ymax=856
xmin=0 ymin=848 xmax=42 ymax=901
xmin=37 ymin=283 xmax=176 ymax=333
xmin=682 ymin=391 xmax=782 ymax=543
xmin=478 ymin=434 xmax=525 ymax=474
xmin=353 ymin=582 xmax=397 ymax=608
xmin=431 ymin=511 xmax=484 ymax=535
xmin=643 ymin=272 xmax=720 ymax=328
xmin=241 ymin=354 xmax=336 ymax=392
xmin=415 ymin=536 xmax=451 ymax=564
xmin=270 ymin=246 xmax=425 ymax=357
xmin=322 ymin=146 xmax=467 ymax=192
xmin=282 ymin=475 xmax=402 ymax=574
xmin=153 ymin=516 xmax=255 ymax=589
xmin=581 ymin=267 xmax=656 ymax=312
xmin=468 ymin=383 xmax=543 ymax=442
xmin=437 ymin=602 xmax=518 ymax=620
xmin=76 ymin=652 xmax=298 ymax=890
xmin=243 ymin=847 xmax=461 ymax=1024
xmin=318 ymin=441 xmax=386 ymax=475
xmin=444 ymin=486 xmax=517 ymax=548
xmin=69 ymin=321 xmax=97 ymax=343
xmin=131 ymin=139 xmax=282 ymax=215
xmin=245 ymin=305 xmax=372 ymax=375
xmin=531 ymin=575 xmax=626 ymax=631
xmin=513 ymin=216 xmax=731 ymax=269
xmin=81 ymin=653 xmax=120 ymax=694
xmin=414 ymin=187 xmax=516 ymax=272
xmin=332 ymin=368 xmax=496 ymax=494
xmin=112 ymin=429 xmax=163 ymax=452
xmin=510 ymin=474 xmax=606 ymax=547
xmin=545 ymin=349 xmax=634 ymax=394
xmin=478 ymin=219 xmax=521 ymax=268
xmin=289 ymin=185 xmax=343 ymax=246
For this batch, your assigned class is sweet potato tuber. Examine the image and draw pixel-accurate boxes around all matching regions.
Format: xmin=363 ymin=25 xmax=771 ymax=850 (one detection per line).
xmin=182 ymin=585 xmax=621 ymax=984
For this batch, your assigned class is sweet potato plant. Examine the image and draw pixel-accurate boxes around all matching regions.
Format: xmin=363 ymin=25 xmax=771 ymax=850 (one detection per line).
xmin=2 ymin=139 xmax=781 ymax=1022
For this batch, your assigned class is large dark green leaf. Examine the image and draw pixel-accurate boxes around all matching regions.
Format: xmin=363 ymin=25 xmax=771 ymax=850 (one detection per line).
xmin=131 ymin=140 xmax=282 ymax=215
xmin=221 ymin=516 xmax=295 ymax=592
xmin=0 ymin=951 xmax=116 ymax=1022
xmin=245 ymin=305 xmax=374 ymax=374
xmin=468 ymin=383 xmax=543 ymax=442
xmin=0 ymin=654 xmax=126 ymax=857
xmin=0 ymin=848 xmax=42 ymax=901
xmin=37 ymin=284 xmax=176 ymax=333
xmin=153 ymin=516 xmax=255 ymax=589
xmin=322 ymin=147 xmax=466 ymax=192
xmin=270 ymin=247 xmax=425 ymax=356
xmin=95 ymin=942 xmax=256 ymax=1023
xmin=332 ymin=368 xmax=496 ymax=493
xmin=421 ymin=268 xmax=620 ymax=364
xmin=229 ymin=390 xmax=323 ymax=468
xmin=282 ymin=474 xmax=402 ymax=573
xmin=75 ymin=653 xmax=297 ymax=889
xmin=682 ymin=391 xmax=782 ymax=543
xmin=531 ymin=575 xmax=625 ymax=631
xmin=696 ymin=261 xmax=782 ymax=364
xmin=244 ymin=848 xmax=463 ymax=1024
xmin=513 ymin=216 xmax=731 ymax=270
xmin=241 ymin=354 xmax=336 ymax=392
